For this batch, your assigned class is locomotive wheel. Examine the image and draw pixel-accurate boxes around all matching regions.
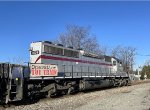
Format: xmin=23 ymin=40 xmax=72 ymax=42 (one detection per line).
xmin=122 ymin=79 xmax=127 ymax=86
xmin=126 ymin=79 xmax=131 ymax=86
xmin=2 ymin=104 xmax=11 ymax=108
xmin=46 ymin=90 xmax=52 ymax=98
xmin=46 ymin=90 xmax=58 ymax=98
xmin=67 ymin=87 xmax=74 ymax=94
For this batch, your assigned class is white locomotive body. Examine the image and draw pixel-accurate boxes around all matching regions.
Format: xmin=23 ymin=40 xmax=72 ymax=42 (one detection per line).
xmin=29 ymin=41 xmax=127 ymax=79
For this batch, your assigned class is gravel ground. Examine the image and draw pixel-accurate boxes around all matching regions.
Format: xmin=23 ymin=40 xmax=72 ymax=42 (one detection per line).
xmin=76 ymin=82 xmax=150 ymax=110
xmin=3 ymin=81 xmax=150 ymax=110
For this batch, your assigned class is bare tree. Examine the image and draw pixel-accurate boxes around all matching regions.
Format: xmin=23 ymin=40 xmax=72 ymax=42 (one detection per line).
xmin=111 ymin=45 xmax=121 ymax=57
xmin=82 ymin=37 xmax=98 ymax=52
xmin=57 ymin=25 xmax=88 ymax=48
xmin=144 ymin=60 xmax=150 ymax=66
xmin=111 ymin=46 xmax=136 ymax=73
xmin=56 ymin=24 xmax=105 ymax=55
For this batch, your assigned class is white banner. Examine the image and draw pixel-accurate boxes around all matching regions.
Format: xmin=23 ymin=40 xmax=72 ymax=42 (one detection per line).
xmin=30 ymin=64 xmax=58 ymax=77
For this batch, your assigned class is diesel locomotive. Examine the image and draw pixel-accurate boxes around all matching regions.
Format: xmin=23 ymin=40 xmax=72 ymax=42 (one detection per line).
xmin=0 ymin=41 xmax=131 ymax=104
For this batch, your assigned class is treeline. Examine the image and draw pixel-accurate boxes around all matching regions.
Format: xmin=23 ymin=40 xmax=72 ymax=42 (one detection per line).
xmin=55 ymin=24 xmax=136 ymax=73
xmin=141 ymin=60 xmax=150 ymax=79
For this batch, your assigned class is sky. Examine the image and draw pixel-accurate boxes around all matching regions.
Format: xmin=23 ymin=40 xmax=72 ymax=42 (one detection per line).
xmin=0 ymin=1 xmax=150 ymax=69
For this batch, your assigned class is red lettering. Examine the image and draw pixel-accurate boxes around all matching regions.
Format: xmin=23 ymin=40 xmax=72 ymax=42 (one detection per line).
xmin=32 ymin=69 xmax=35 ymax=75
xmin=36 ymin=70 xmax=39 ymax=76
xmin=39 ymin=70 xmax=41 ymax=75
xmin=50 ymin=69 xmax=57 ymax=75
xmin=44 ymin=69 xmax=47 ymax=75
xmin=47 ymin=70 xmax=49 ymax=75
xmin=31 ymin=67 xmax=57 ymax=76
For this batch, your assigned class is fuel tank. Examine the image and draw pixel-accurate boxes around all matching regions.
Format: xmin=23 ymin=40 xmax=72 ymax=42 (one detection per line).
xmin=79 ymin=78 xmax=113 ymax=91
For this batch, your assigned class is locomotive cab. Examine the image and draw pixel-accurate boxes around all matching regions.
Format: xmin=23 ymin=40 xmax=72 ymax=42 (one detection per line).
xmin=111 ymin=57 xmax=123 ymax=73
xmin=104 ymin=56 xmax=123 ymax=73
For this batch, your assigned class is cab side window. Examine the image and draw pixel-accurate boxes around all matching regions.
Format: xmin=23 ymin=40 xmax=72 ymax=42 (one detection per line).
xmin=113 ymin=61 xmax=117 ymax=66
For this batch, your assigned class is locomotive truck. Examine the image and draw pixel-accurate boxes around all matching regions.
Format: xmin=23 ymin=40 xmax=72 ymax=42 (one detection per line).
xmin=0 ymin=41 xmax=131 ymax=104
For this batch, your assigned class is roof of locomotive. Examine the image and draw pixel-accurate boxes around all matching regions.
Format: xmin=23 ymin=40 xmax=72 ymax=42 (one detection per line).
xmin=31 ymin=41 xmax=79 ymax=51
xmin=80 ymin=50 xmax=104 ymax=59
xmin=31 ymin=41 xmax=105 ymax=59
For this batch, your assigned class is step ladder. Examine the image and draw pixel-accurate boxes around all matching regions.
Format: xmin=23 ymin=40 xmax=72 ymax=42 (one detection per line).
xmin=10 ymin=83 xmax=18 ymax=100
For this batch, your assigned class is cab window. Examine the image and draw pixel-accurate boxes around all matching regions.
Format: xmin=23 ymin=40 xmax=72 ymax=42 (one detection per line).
xmin=113 ymin=61 xmax=117 ymax=66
